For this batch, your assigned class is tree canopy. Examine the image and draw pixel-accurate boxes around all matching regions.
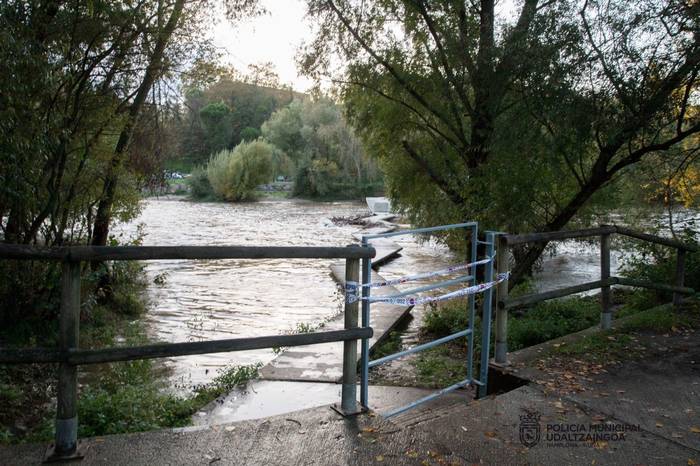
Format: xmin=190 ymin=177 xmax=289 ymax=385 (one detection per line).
xmin=301 ymin=0 xmax=700 ymax=280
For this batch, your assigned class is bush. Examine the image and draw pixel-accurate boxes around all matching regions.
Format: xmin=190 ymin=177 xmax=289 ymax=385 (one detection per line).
xmin=187 ymin=166 xmax=214 ymax=199
xmin=207 ymin=140 xmax=274 ymax=201
xmin=422 ymin=296 xmax=601 ymax=353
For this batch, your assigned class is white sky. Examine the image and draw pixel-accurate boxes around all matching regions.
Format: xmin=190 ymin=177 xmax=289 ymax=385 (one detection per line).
xmin=211 ymin=0 xmax=314 ymax=92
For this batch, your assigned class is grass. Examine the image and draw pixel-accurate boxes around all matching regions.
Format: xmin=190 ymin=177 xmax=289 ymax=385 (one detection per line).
xmin=413 ymin=289 xmax=682 ymax=389
xmin=371 ymin=330 xmax=402 ymax=359
xmin=413 ymin=344 xmax=467 ymax=388
xmin=548 ymin=304 xmax=699 ymax=364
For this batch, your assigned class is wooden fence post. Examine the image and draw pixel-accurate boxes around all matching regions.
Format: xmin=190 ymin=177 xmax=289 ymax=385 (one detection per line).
xmin=600 ymin=232 xmax=612 ymax=330
xmin=339 ymin=253 xmax=360 ymax=415
xmin=494 ymin=235 xmax=509 ymax=365
xmin=674 ymin=248 xmax=687 ymax=308
xmin=47 ymin=261 xmax=83 ymax=461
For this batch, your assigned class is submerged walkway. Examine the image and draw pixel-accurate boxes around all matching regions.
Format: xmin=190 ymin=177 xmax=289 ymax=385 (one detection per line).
xmin=259 ymin=241 xmax=409 ymax=382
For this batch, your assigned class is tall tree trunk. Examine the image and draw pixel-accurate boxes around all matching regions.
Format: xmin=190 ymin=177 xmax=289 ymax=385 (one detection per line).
xmin=91 ymin=0 xmax=185 ymax=247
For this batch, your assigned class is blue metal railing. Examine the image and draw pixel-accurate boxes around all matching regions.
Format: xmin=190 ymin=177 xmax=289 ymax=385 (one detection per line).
xmin=359 ymin=222 xmax=498 ymax=416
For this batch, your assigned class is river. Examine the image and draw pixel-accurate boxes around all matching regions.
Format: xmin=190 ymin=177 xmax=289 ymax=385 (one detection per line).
xmin=117 ymin=197 xmax=644 ymax=388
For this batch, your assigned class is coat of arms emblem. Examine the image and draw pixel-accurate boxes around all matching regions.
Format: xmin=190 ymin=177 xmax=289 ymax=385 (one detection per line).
xmin=519 ymin=411 xmax=541 ymax=448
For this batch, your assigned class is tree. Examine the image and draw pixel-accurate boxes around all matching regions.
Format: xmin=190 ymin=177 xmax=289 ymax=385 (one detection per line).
xmin=262 ymin=98 xmax=382 ymax=197
xmin=302 ymin=0 xmax=700 ymax=282
xmin=207 ymin=140 xmax=274 ymax=201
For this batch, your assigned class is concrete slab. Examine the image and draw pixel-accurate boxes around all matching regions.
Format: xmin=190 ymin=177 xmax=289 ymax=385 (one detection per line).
xmin=259 ymin=264 xmax=412 ymax=382
xmin=194 ymin=380 xmax=468 ymax=426
xmin=4 ymin=384 xmax=697 ymax=465
xmin=492 ymin=303 xmax=700 ymax=460
xmin=350 ymin=235 xmax=403 ymax=269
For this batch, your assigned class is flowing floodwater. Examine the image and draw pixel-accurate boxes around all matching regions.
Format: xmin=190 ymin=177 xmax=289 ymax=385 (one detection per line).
xmin=119 ymin=197 xmax=639 ymax=388
xmin=116 ymin=197 xmax=368 ymax=388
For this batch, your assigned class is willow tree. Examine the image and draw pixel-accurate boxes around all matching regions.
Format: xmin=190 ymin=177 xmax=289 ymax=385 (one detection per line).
xmin=302 ymin=0 xmax=700 ymax=281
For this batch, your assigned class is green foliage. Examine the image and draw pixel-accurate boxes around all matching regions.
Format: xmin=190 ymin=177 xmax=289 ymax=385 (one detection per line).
xmin=262 ymin=98 xmax=383 ymax=199
xmin=187 ymin=166 xmax=215 ymax=199
xmin=206 ymin=140 xmax=274 ymax=201
xmin=302 ymin=0 xmax=700 ymax=280
xmin=240 ymin=126 xmax=261 ymax=142
xmin=77 ymin=360 xmax=192 ymax=437
xmin=422 ymin=302 xmax=469 ymax=337
xmin=176 ymin=79 xmax=301 ymax=166
xmin=423 ymin=296 xmax=600 ymax=355
xmin=372 ymin=331 xmax=402 ymax=359
xmin=506 ymin=298 xmax=600 ymax=351
xmin=413 ymin=345 xmax=466 ymax=389
xmin=190 ymin=363 xmax=262 ymax=405
xmin=200 ymin=101 xmax=233 ymax=152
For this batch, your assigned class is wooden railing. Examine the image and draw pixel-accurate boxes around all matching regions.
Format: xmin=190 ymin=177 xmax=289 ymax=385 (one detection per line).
xmin=492 ymin=225 xmax=696 ymax=365
xmin=0 ymin=244 xmax=375 ymax=461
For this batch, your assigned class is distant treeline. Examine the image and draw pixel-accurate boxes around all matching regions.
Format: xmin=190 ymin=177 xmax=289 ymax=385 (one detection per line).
xmin=171 ymin=79 xmax=383 ymax=201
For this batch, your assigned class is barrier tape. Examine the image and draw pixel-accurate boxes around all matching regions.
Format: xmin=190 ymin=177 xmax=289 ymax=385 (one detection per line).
xmin=360 ymin=257 xmax=493 ymax=289
xmin=345 ymin=272 xmax=509 ymax=306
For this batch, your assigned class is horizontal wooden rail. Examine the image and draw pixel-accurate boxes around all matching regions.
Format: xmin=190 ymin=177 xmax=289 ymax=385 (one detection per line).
xmin=615 ymin=277 xmax=695 ymax=295
xmin=0 ymin=328 xmax=374 ymax=365
xmin=614 ymin=226 xmax=698 ymax=252
xmin=0 ymin=244 xmax=376 ymax=261
xmin=503 ymin=226 xmax=616 ymax=245
xmin=501 ymin=276 xmax=695 ymax=309
xmin=501 ymin=278 xmax=617 ymax=309
xmin=504 ymin=225 xmax=698 ymax=252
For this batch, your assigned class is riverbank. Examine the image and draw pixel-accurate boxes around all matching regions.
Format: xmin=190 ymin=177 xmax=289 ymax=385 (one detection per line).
xmin=366 ymin=288 xmax=673 ymax=390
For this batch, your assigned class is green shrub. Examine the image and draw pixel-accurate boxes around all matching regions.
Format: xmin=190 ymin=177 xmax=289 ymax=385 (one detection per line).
xmin=207 ymin=140 xmax=274 ymax=201
xmin=187 ymin=166 xmax=214 ymax=199
xmin=422 ymin=296 xmax=600 ymax=353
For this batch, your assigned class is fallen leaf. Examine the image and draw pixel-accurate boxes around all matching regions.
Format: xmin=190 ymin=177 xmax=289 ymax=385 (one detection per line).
xmin=376 ymin=455 xmax=384 ymax=462
xmin=688 ymin=459 xmax=696 ymax=466
xmin=484 ymin=431 xmax=497 ymax=439
xmin=691 ymin=427 xmax=700 ymax=433
xmin=656 ymin=422 xmax=664 ymax=428
xmin=362 ymin=427 xmax=377 ymax=433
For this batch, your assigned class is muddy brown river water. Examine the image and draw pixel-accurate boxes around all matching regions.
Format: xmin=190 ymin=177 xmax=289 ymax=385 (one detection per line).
xmin=118 ymin=197 xmax=631 ymax=389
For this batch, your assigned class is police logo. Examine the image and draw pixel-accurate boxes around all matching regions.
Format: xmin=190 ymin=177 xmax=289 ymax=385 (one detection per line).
xmin=519 ymin=412 xmax=541 ymax=448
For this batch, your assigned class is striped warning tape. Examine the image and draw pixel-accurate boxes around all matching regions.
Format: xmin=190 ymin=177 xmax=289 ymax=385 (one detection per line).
xmin=345 ymin=272 xmax=508 ymax=306
xmin=360 ymin=257 xmax=493 ymax=289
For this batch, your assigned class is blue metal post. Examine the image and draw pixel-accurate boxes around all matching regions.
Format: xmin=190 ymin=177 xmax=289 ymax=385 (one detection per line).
xmin=467 ymin=225 xmax=477 ymax=381
xmin=360 ymin=237 xmax=371 ymax=409
xmin=478 ymin=231 xmax=495 ymax=398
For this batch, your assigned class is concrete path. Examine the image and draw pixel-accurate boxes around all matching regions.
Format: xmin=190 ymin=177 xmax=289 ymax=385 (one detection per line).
xmin=258 ymin=262 xmax=412 ymax=382
xmin=496 ymin=311 xmax=700 ymax=453
xmin=193 ymin=380 xmax=466 ymax=426
xmin=4 ymin=380 xmax=697 ymax=465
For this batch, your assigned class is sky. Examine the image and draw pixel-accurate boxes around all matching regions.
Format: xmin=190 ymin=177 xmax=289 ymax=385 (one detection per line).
xmin=210 ymin=0 xmax=314 ymax=92
xmin=210 ymin=0 xmax=521 ymax=93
